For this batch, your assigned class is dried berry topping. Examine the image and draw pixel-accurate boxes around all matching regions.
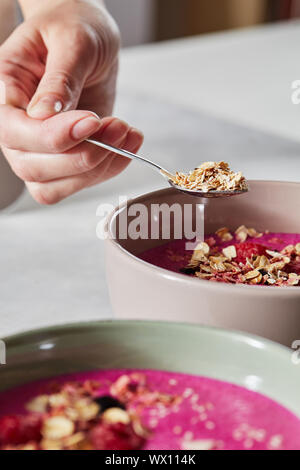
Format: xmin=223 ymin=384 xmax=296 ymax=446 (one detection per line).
xmin=0 ymin=414 xmax=41 ymax=446
xmin=179 ymin=267 xmax=196 ymax=275
xmin=235 ymin=242 xmax=267 ymax=264
xmin=89 ymin=422 xmax=144 ymax=451
xmin=93 ymin=395 xmax=125 ymax=413
xmin=0 ymin=416 xmax=23 ymax=446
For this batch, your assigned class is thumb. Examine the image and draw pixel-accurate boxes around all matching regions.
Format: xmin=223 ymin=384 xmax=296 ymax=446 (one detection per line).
xmin=27 ymin=38 xmax=89 ymax=119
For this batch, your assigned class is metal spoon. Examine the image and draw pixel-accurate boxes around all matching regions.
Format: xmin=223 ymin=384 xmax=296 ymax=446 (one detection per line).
xmin=86 ymin=139 xmax=248 ymax=198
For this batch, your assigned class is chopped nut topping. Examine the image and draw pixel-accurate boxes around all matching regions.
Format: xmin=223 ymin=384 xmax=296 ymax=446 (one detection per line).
xmin=0 ymin=374 xmax=181 ymax=451
xmin=26 ymin=395 xmax=49 ymax=413
xmin=253 ymin=255 xmax=269 ymax=269
xmin=170 ymin=161 xmax=248 ymax=193
xmin=222 ymin=246 xmax=237 ymax=260
xmin=48 ymin=393 xmax=69 ymax=408
xmin=102 ymin=408 xmax=130 ymax=425
xmin=235 ymin=225 xmax=248 ymax=243
xmin=216 ymin=227 xmax=233 ymax=242
xmin=40 ymin=439 xmax=63 ymax=451
xmin=21 ymin=443 xmax=39 ymax=451
xmin=63 ymin=433 xmax=86 ymax=448
xmin=184 ymin=226 xmax=300 ymax=287
xmin=235 ymin=225 xmax=263 ymax=243
xmin=196 ymin=272 xmax=213 ymax=279
xmin=194 ymin=242 xmax=210 ymax=255
xmin=42 ymin=416 xmax=75 ymax=440
xmin=247 ymin=228 xmax=263 ymax=238
xmin=130 ymin=413 xmax=151 ymax=439
xmin=75 ymin=399 xmax=100 ymax=421
xmin=287 ymin=273 xmax=300 ymax=286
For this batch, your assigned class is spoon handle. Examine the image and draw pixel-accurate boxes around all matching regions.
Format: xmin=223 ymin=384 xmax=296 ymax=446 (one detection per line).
xmin=86 ymin=138 xmax=159 ymax=171
xmin=86 ymin=138 xmax=173 ymax=179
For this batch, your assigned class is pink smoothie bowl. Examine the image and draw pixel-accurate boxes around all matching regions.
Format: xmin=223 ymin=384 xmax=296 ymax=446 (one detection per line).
xmin=105 ymin=181 xmax=300 ymax=346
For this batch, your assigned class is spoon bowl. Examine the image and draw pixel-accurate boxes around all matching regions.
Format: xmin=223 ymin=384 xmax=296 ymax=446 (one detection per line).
xmin=167 ymin=180 xmax=248 ymax=198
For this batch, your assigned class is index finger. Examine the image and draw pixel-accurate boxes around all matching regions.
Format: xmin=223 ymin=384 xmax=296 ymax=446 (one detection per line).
xmin=0 ymin=105 xmax=102 ymax=153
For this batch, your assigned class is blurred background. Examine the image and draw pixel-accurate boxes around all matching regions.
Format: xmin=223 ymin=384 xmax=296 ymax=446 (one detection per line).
xmin=107 ymin=0 xmax=300 ymax=47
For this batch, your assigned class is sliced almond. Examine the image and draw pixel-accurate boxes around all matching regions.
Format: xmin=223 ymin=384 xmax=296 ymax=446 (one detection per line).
xmin=249 ymin=273 xmax=263 ymax=284
xmin=257 ymin=255 xmax=269 ymax=268
xmin=192 ymin=251 xmax=208 ymax=262
xmin=224 ymin=262 xmax=240 ymax=272
xmin=266 ymin=249 xmax=282 ymax=258
xmin=245 ymin=269 xmax=261 ymax=280
xmin=196 ymin=273 xmax=213 ymax=279
xmin=235 ymin=225 xmax=247 ymax=233
xmin=268 ymin=261 xmax=287 ymax=273
xmin=210 ymin=262 xmax=226 ymax=273
xmin=209 ymin=255 xmax=227 ymax=263
xmin=235 ymin=225 xmax=248 ymax=243
xmin=200 ymin=265 xmax=213 ymax=273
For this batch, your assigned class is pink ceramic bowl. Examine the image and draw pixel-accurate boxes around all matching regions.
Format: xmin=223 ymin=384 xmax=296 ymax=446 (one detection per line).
xmin=105 ymin=181 xmax=300 ymax=346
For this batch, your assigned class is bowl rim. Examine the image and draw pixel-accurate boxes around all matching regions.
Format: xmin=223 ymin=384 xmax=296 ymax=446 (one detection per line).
xmin=3 ymin=320 xmax=300 ymax=430
xmin=3 ymin=319 xmax=290 ymax=357
xmin=105 ymin=180 xmax=300 ymax=297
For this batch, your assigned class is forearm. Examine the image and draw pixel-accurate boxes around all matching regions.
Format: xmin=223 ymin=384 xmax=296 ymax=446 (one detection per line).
xmin=18 ymin=0 xmax=105 ymax=19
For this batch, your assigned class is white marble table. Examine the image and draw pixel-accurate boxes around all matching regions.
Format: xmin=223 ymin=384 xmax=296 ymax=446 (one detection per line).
xmin=1 ymin=21 xmax=300 ymax=338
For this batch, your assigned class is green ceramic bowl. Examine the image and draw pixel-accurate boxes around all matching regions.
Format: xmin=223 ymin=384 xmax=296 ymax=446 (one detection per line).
xmin=1 ymin=321 xmax=299 ymax=417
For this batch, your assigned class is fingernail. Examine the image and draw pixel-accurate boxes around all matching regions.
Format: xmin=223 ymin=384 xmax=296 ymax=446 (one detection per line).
xmin=28 ymin=96 xmax=63 ymax=119
xmin=71 ymin=116 xmax=101 ymax=140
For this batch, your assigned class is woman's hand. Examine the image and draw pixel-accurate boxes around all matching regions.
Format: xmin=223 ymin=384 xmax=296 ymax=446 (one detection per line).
xmin=0 ymin=0 xmax=143 ymax=204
